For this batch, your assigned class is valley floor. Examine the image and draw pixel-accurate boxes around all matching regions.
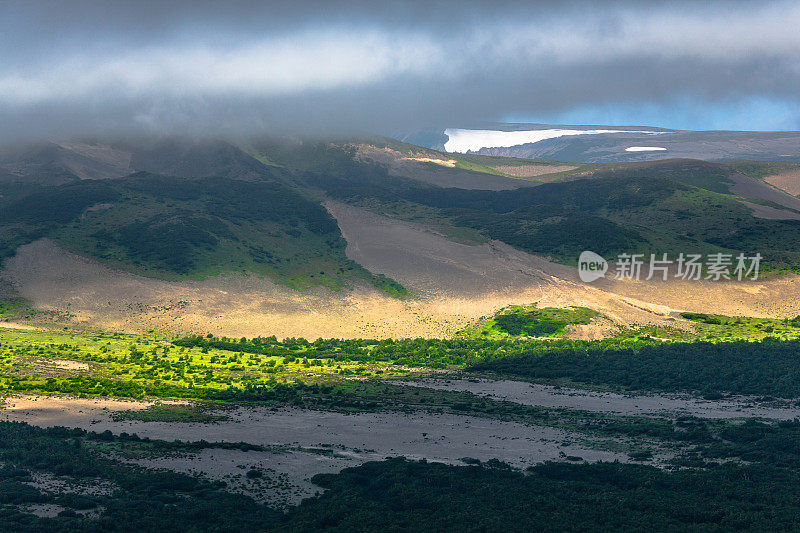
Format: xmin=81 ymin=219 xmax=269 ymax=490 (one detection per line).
xmin=3 ymin=372 xmax=798 ymax=509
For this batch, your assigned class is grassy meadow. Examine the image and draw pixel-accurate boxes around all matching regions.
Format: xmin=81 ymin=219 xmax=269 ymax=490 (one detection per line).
xmin=3 ymin=298 xmax=800 ymax=401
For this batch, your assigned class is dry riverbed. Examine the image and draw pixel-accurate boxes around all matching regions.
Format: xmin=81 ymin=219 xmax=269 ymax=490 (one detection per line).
xmin=1 ymin=392 xmax=631 ymax=506
xmin=5 ymin=376 xmax=794 ymax=507
xmin=408 ymin=377 xmax=800 ymax=420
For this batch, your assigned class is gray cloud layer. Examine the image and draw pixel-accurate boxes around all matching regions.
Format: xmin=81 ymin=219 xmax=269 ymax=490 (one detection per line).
xmin=1 ymin=0 xmax=799 ymax=142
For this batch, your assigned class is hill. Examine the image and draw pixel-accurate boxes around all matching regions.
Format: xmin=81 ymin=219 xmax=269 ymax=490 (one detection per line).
xmin=0 ymin=140 xmax=406 ymax=293
xmin=2 ymin=135 xmax=800 ymax=338
xmin=302 ymin=150 xmax=800 ymax=271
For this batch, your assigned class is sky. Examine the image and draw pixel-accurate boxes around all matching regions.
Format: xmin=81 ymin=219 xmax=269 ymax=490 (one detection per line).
xmin=1 ymin=0 xmax=799 ymax=142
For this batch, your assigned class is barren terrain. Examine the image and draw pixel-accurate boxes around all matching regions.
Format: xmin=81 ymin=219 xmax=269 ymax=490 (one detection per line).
xmin=739 ymin=200 xmax=800 ymax=220
xmin=3 ymin=200 xmax=800 ymax=339
xmin=411 ymin=378 xmax=800 ymax=420
xmin=1 ymin=393 xmax=631 ymax=506
xmin=493 ymin=164 xmax=577 ymax=178
xmin=765 ymin=169 xmax=800 ymax=197
xmin=728 ymin=171 xmax=800 ymax=211
xmin=7 ymin=372 xmax=795 ymax=507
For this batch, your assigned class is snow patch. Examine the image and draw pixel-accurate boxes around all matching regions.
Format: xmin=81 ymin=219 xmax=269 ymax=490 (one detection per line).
xmin=443 ymin=128 xmax=652 ymax=153
xmin=625 ymin=146 xmax=667 ymax=152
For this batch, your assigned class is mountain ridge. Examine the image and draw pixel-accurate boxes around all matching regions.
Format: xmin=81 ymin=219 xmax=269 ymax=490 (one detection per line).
xmin=397 ymin=123 xmax=800 ymax=163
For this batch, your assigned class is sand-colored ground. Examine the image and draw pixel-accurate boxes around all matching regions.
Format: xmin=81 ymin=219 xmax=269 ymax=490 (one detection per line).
xmin=593 ymin=267 xmax=800 ymax=319
xmin=493 ymin=164 xmax=577 ymax=178
xmin=0 ymin=395 xmax=151 ymax=426
xmin=765 ymin=170 xmax=800 ymax=197
xmin=401 ymin=156 xmax=457 ymax=167
xmin=355 ymin=144 xmax=539 ymax=190
xmin=0 ymin=321 xmax=41 ymax=331
xmin=738 ymin=200 xmax=800 ymax=220
xmin=5 ymin=373 xmax=795 ymax=506
xmin=116 ymin=410 xmax=628 ymax=506
xmin=1 ymin=392 xmax=632 ymax=505
xmin=729 ymin=171 xmax=800 ymax=211
xmin=1 ymin=239 xmax=475 ymax=339
xmin=54 ymin=142 xmax=133 ymax=180
xmin=3 ymin=200 xmax=800 ymax=339
xmin=412 ymin=378 xmax=800 ymax=420
xmin=329 ymin=201 xmax=800 ymax=320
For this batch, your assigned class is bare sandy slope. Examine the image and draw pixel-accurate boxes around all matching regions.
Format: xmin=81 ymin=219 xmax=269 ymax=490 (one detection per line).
xmin=729 ymin=171 xmax=800 ymax=211
xmin=0 ymin=239 xmax=479 ymax=339
xmin=494 ymin=164 xmax=577 ymax=178
xmin=54 ymin=142 xmax=133 ymax=179
xmin=356 ymin=144 xmax=539 ymax=191
xmin=0 ymin=322 xmax=41 ymax=331
xmin=738 ymin=200 xmax=800 ymax=220
xmin=765 ymin=170 xmax=800 ymax=197
xmin=328 ymin=201 xmax=800 ymax=320
xmin=593 ymin=268 xmax=800 ymax=319
xmin=3 ymin=202 xmax=800 ymax=339
xmin=2 ymin=235 xmax=664 ymax=339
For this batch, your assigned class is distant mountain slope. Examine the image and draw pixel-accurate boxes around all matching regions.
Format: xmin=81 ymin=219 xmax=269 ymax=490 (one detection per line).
xmin=0 ymin=143 xmax=85 ymax=185
xmin=306 ymin=155 xmax=800 ymax=272
xmin=118 ymin=138 xmax=272 ymax=181
xmin=398 ymin=124 xmax=800 ymax=163
xmin=0 ymin=138 xmax=291 ymax=186
xmin=4 ymin=135 xmax=800 ymax=338
xmin=2 ymin=134 xmax=800 ymax=294
xmin=0 ymin=141 xmax=406 ymax=293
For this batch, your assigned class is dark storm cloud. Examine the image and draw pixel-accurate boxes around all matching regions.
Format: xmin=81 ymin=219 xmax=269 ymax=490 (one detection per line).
xmin=1 ymin=0 xmax=799 ymax=142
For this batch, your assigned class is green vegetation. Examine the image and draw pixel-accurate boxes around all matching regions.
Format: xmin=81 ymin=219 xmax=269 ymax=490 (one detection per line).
xmin=283 ymin=455 xmax=800 ymax=532
xmin=4 ymin=141 xmax=799 ymax=292
xmin=0 ymin=329 xmax=427 ymax=400
xmin=4 ymin=141 xmax=800 ymax=293
xmin=5 ymin=305 xmax=800 ymax=401
xmin=612 ymin=323 xmax=694 ymax=342
xmin=4 ymin=416 xmax=800 ymax=531
xmin=241 ymin=138 xmax=366 ymax=172
xmin=368 ymin=273 xmax=408 ymax=297
xmin=0 ymin=171 xmax=405 ymax=293
xmin=680 ymin=311 xmax=800 ymax=341
xmin=471 ymin=339 xmax=800 ymax=398
xmin=461 ymin=304 xmax=599 ymax=339
xmin=590 ymin=159 xmax=736 ymax=194
xmin=449 ymin=152 xmax=583 ymax=171
xmin=0 ymin=327 xmax=681 ymax=402
xmin=6 ymin=141 xmax=800 ymax=530
xmin=112 ymin=402 xmax=227 ymax=423
xmin=0 ymin=421 xmax=280 ymax=531
xmin=5 ymin=311 xmax=800 ymax=530
xmin=0 ymin=299 xmax=31 ymax=318
xmin=726 ymin=160 xmax=800 ymax=181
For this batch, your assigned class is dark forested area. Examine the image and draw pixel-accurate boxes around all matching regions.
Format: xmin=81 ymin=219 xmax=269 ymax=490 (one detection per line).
xmin=471 ymin=339 xmax=800 ymax=398
xmin=279 ymin=457 xmax=800 ymax=532
xmin=0 ymin=422 xmax=280 ymax=531
xmin=4 ymin=421 xmax=800 ymax=532
xmin=0 ymin=167 xmax=401 ymax=290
